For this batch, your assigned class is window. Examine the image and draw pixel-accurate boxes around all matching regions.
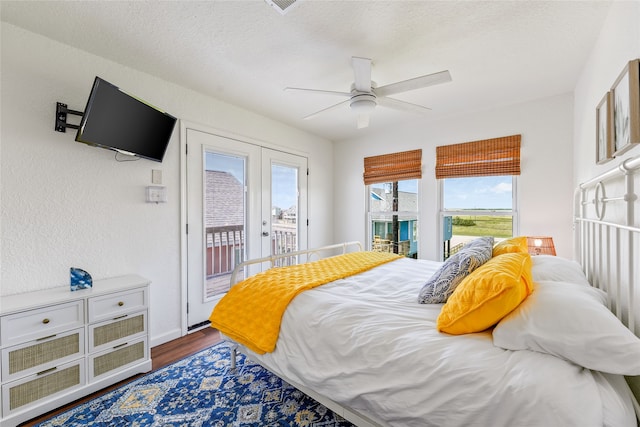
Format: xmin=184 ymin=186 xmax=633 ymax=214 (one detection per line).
xmin=368 ymin=180 xmax=419 ymax=257
xmin=364 ymin=150 xmax=421 ymax=258
xmin=441 ymin=176 xmax=517 ymax=259
xmin=437 ymin=135 xmax=521 ymax=260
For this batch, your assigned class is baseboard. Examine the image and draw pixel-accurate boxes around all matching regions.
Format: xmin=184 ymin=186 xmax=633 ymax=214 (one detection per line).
xmin=150 ymin=328 xmax=182 ymax=348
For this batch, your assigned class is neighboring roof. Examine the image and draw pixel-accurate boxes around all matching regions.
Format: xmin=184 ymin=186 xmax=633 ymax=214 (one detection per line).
xmin=370 ymin=187 xmax=417 ymax=212
xmin=205 ymin=170 xmax=244 ymax=228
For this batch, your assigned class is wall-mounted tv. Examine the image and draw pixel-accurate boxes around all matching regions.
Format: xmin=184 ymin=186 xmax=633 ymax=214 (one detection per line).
xmin=75 ymin=77 xmax=177 ymax=162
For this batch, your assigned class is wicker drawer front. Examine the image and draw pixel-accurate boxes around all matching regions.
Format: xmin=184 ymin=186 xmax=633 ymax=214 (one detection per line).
xmin=2 ymin=328 xmax=85 ymax=382
xmin=88 ymin=338 xmax=147 ymax=381
xmin=0 ymin=301 xmax=84 ymax=347
xmin=2 ymin=359 xmax=85 ymax=414
xmin=88 ymin=311 xmax=146 ymax=352
xmin=88 ymin=289 xmax=147 ymax=323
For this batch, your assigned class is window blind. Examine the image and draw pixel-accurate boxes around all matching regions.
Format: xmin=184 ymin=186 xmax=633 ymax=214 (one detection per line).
xmin=363 ymin=149 xmax=422 ymax=185
xmin=435 ymin=134 xmax=521 ymax=179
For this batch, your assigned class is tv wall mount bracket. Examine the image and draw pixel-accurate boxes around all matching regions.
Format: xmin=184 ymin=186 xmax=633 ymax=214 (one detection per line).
xmin=55 ymin=102 xmax=84 ymax=133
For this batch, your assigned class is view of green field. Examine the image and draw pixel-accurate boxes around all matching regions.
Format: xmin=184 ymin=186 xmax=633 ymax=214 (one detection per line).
xmin=451 ymin=215 xmax=513 ymax=238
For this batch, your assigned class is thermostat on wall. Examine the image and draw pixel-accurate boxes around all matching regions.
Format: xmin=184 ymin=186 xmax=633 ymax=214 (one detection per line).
xmin=146 ymin=186 xmax=167 ymax=203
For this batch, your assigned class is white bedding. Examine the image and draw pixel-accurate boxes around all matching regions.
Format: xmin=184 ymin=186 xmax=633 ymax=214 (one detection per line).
xmin=240 ymin=257 xmax=637 ymax=427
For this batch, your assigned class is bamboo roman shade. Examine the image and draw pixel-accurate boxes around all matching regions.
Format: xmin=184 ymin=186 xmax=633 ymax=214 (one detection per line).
xmin=435 ymin=135 xmax=521 ymax=179
xmin=363 ymin=149 xmax=422 ymax=185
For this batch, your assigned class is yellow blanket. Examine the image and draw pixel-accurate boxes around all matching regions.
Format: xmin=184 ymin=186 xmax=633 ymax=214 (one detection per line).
xmin=209 ymin=251 xmax=400 ymax=354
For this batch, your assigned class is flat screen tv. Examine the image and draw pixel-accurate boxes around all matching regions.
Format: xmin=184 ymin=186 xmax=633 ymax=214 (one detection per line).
xmin=75 ymin=77 xmax=177 ymax=162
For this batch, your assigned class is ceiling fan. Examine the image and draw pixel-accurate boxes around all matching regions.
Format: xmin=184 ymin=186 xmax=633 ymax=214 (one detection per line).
xmin=285 ymin=57 xmax=452 ymax=129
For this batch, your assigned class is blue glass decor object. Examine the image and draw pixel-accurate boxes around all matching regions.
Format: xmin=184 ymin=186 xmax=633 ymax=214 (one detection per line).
xmin=70 ymin=268 xmax=93 ymax=291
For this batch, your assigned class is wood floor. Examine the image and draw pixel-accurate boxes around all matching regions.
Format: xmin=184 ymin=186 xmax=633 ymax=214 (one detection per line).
xmin=19 ymin=327 xmax=222 ymax=426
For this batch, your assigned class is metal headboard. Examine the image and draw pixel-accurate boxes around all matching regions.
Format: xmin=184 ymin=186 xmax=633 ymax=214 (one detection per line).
xmin=574 ymin=153 xmax=640 ymax=419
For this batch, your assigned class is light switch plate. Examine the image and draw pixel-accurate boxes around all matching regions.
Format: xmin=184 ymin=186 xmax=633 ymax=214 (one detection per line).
xmin=152 ymin=169 xmax=162 ymax=185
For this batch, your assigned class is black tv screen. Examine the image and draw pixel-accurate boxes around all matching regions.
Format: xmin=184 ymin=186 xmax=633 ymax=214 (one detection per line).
xmin=75 ymin=77 xmax=177 ymax=162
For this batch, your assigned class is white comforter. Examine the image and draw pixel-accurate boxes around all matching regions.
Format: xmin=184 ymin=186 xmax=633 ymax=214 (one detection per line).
xmin=244 ymin=257 xmax=635 ymax=427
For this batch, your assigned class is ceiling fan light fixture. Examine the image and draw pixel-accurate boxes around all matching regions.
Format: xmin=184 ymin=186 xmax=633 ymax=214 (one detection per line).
xmin=287 ymin=56 xmax=450 ymax=128
xmin=264 ymin=0 xmax=299 ymax=14
xmin=350 ymin=94 xmax=377 ymax=114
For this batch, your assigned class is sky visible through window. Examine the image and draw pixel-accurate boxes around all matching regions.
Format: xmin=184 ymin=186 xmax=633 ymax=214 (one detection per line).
xmin=207 ymin=152 xmax=244 ymax=183
xmin=444 ymin=176 xmax=512 ymax=210
xmin=271 ymin=165 xmax=297 ymax=209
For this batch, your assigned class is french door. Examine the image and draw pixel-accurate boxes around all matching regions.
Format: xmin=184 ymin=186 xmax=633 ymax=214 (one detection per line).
xmin=185 ymin=128 xmax=307 ymax=331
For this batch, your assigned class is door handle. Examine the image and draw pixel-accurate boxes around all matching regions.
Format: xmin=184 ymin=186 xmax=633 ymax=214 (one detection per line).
xmin=262 ymin=231 xmax=269 ymax=237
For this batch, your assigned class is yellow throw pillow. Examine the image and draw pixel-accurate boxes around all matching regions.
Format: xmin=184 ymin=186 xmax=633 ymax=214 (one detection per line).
xmin=493 ymin=236 xmax=528 ymax=257
xmin=437 ymin=252 xmax=533 ymax=335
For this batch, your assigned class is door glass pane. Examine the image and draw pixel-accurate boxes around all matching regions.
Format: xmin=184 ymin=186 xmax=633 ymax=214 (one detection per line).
xmin=204 ymin=152 xmax=246 ymax=299
xmin=271 ymin=164 xmax=298 ymax=266
xmin=369 ymin=179 xmax=418 ymax=258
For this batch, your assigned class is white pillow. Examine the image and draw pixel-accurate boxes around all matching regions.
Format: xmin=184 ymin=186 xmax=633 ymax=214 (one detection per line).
xmin=493 ymin=281 xmax=640 ymax=375
xmin=531 ymin=255 xmax=590 ymax=285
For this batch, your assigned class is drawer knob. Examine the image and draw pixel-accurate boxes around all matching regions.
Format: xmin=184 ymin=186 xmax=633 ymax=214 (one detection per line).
xmin=118 ymin=301 xmax=124 ymax=307
xmin=42 ymin=318 xmax=50 ymax=324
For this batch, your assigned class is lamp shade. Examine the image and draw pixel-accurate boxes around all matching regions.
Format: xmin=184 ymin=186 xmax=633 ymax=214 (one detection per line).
xmin=527 ymin=236 xmax=556 ymax=256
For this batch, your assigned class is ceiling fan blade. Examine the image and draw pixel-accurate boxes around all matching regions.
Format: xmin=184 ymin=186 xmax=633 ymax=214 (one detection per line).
xmin=303 ymin=99 xmax=351 ymax=120
xmin=375 ymin=70 xmax=452 ymax=98
xmin=285 ymin=87 xmax=351 ymax=97
xmin=356 ymin=114 xmax=370 ymax=129
xmin=377 ymin=97 xmax=432 ymax=113
xmin=352 ymin=57 xmax=372 ymax=92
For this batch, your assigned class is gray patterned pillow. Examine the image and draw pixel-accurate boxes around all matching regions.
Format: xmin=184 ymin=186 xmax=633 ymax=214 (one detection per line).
xmin=418 ymin=236 xmax=494 ymax=304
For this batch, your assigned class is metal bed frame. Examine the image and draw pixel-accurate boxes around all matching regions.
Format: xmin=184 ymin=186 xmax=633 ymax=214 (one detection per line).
xmin=574 ymin=153 xmax=640 ymax=419
xmin=229 ymin=241 xmax=363 ymax=287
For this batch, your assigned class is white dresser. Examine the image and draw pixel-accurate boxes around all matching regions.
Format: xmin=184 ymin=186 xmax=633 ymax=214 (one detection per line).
xmin=0 ymin=274 xmax=151 ymax=427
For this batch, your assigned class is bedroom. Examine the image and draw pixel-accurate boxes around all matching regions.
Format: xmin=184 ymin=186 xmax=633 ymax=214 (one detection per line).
xmin=0 ymin=1 xmax=639 ymax=425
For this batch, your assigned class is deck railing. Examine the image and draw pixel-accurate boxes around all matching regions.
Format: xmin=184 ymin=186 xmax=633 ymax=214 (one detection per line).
xmin=206 ymin=226 xmax=244 ymax=276
xmin=271 ymin=227 xmax=298 ymax=266
xmin=205 ymin=224 xmax=298 ymax=277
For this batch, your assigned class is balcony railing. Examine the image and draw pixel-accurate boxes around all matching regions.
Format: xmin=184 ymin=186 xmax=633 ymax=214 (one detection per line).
xmin=372 ymin=237 xmax=411 ymax=256
xmin=271 ymin=225 xmax=297 ymax=267
xmin=206 ymin=225 xmax=245 ymax=276
xmin=205 ymin=224 xmax=297 ymax=297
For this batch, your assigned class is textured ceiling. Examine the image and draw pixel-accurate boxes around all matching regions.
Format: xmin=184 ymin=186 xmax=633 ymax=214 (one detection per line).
xmin=1 ymin=1 xmax=611 ymax=142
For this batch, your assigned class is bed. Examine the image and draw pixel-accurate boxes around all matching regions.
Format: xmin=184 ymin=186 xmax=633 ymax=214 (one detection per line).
xmin=210 ymin=155 xmax=640 ymax=427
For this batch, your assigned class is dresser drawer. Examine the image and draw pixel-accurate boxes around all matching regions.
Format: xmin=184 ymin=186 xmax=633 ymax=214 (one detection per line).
xmin=2 ymin=358 xmax=85 ymax=415
xmin=0 ymin=301 xmax=84 ymax=347
xmin=88 ymin=337 xmax=148 ymax=381
xmin=88 ymin=310 xmax=146 ymax=353
xmin=88 ymin=288 xmax=147 ymax=323
xmin=1 ymin=328 xmax=85 ymax=382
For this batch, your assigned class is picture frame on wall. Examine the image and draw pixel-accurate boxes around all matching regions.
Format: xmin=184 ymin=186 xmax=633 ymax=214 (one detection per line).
xmin=611 ymin=59 xmax=640 ymax=156
xmin=596 ymin=91 xmax=613 ymax=164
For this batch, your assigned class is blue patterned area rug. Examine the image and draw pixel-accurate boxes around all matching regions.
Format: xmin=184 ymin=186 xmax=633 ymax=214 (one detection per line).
xmin=35 ymin=342 xmax=354 ymax=426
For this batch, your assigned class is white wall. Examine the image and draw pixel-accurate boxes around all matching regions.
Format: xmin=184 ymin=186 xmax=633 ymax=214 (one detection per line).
xmin=573 ymin=1 xmax=640 ymax=188
xmin=0 ymin=24 xmax=334 ymax=346
xmin=333 ymin=94 xmax=575 ymax=260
